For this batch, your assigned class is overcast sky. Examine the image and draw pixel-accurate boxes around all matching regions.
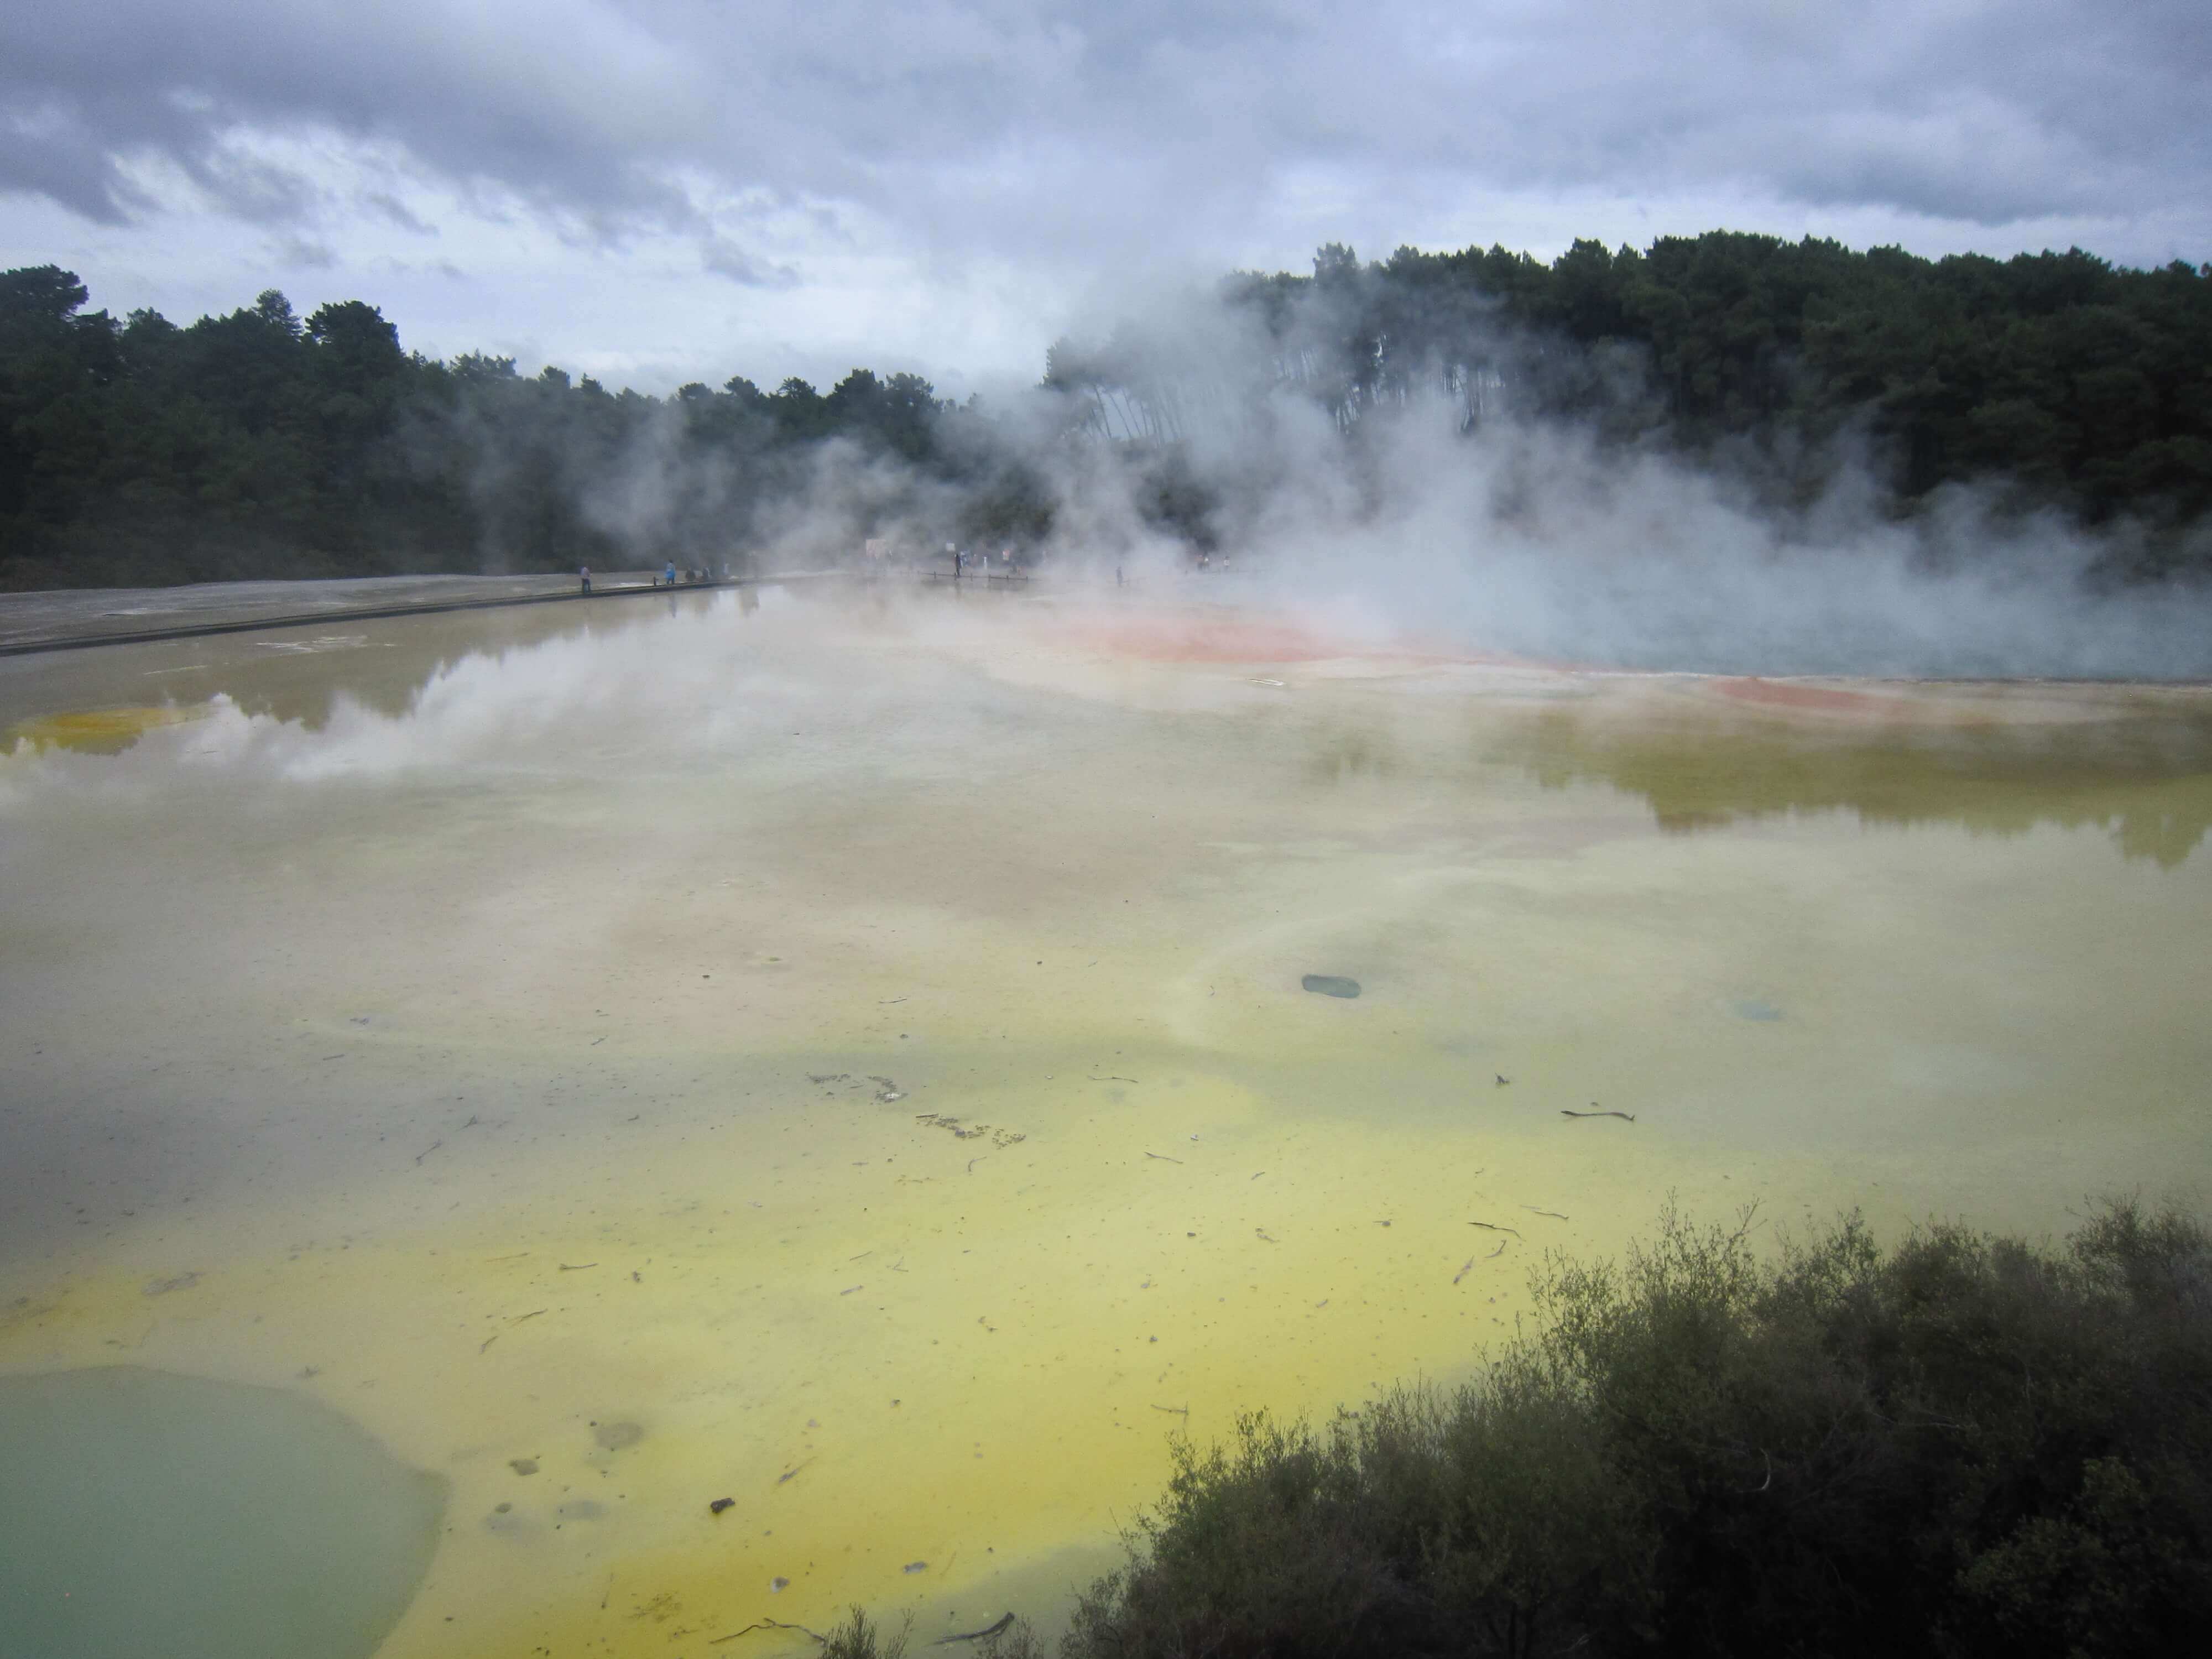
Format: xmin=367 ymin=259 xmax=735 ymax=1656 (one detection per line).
xmin=4 ymin=2 xmax=2205 ymax=397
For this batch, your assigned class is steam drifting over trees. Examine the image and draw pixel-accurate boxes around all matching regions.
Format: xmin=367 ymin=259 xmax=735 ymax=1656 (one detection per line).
xmin=4 ymin=229 xmax=2210 ymax=593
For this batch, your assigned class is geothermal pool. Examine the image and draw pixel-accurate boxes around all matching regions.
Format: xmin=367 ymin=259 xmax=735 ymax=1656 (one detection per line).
xmin=2 ymin=582 xmax=2209 ymax=1656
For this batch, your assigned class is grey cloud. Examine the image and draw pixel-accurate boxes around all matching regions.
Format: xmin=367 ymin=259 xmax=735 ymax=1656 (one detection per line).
xmin=1 ymin=100 xmax=142 ymax=224
xmin=183 ymin=136 xmax=328 ymax=225
xmin=269 ymin=233 xmax=336 ymax=269
xmin=1 ymin=6 xmax=708 ymax=226
xmin=2 ymin=3 xmax=2206 ymax=269
xmin=701 ymin=236 xmax=800 ymax=288
xmin=364 ymin=191 xmax=436 ymax=234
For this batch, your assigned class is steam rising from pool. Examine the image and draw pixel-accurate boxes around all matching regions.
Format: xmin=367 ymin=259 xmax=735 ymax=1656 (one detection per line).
xmin=538 ymin=275 xmax=2212 ymax=682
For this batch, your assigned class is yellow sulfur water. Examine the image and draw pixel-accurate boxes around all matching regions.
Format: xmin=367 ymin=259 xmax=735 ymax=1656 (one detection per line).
xmin=5 ymin=702 xmax=210 ymax=754
xmin=2 ymin=583 xmax=2209 ymax=1657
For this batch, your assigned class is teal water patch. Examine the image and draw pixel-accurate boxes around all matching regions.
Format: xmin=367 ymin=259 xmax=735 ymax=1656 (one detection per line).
xmin=0 ymin=1366 xmax=446 ymax=1659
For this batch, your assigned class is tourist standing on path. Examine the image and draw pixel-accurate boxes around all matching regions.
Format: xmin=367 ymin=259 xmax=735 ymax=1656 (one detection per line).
xmin=580 ymin=565 xmax=592 ymax=594
xmin=663 ymin=560 xmax=677 ymax=588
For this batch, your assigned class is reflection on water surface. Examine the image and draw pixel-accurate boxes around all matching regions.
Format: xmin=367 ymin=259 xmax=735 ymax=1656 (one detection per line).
xmin=1489 ymin=702 xmax=2212 ymax=866
xmin=1 ymin=587 xmax=2208 ymax=1657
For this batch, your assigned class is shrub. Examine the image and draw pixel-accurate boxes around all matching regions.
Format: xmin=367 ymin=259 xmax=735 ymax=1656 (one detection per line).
xmin=822 ymin=1607 xmax=909 ymax=1659
xmin=1060 ymin=1199 xmax=2212 ymax=1659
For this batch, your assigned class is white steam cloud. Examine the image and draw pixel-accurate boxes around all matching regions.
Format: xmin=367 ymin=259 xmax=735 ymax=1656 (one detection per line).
xmin=426 ymin=274 xmax=2212 ymax=682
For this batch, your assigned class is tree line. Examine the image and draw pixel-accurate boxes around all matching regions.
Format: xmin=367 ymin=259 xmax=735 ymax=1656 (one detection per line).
xmin=5 ymin=228 xmax=2210 ymax=591
xmin=0 ymin=265 xmax=1046 ymax=591
xmin=1053 ymin=236 xmax=2212 ymax=571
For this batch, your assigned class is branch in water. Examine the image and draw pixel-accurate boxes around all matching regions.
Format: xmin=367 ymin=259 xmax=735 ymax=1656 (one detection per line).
xmin=712 ymin=1619 xmax=827 ymax=1646
xmin=937 ymin=1614 xmax=1017 ymax=1645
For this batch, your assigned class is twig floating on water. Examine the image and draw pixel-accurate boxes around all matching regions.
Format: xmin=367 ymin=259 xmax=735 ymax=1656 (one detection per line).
xmin=1090 ymin=1075 xmax=1138 ymax=1083
xmin=935 ymin=1615 xmax=1016 ymax=1646
xmin=1468 ymin=1220 xmax=1522 ymax=1238
xmin=713 ymin=1619 xmax=828 ymax=1645
xmin=510 ymin=1308 xmax=547 ymax=1323
xmin=1522 ymin=1206 xmax=1571 ymax=1221
xmin=1151 ymin=1403 xmax=1189 ymax=1416
xmin=1255 ymin=1228 xmax=1277 ymax=1243
xmin=1486 ymin=1240 xmax=1507 ymax=1259
xmin=413 ymin=1140 xmax=442 ymax=1164
xmin=479 ymin=1334 xmax=499 ymax=1354
xmin=1452 ymin=1257 xmax=1475 ymax=1285
xmin=559 ymin=1262 xmax=598 ymax=1271
xmin=1561 ymin=1108 xmax=1636 ymax=1122
xmin=839 ymin=1284 xmax=863 ymax=1295
xmin=775 ymin=1458 xmax=814 ymax=1486
xmin=1144 ymin=1151 xmax=1183 ymax=1165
